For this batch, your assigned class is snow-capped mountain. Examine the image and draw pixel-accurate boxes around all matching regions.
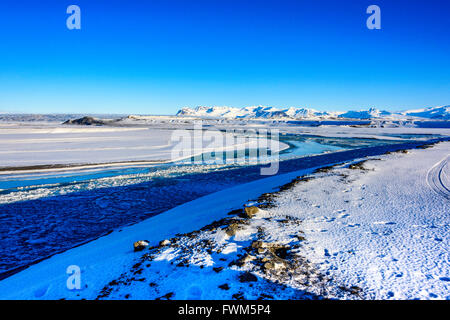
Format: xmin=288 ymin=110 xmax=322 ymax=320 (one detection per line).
xmin=176 ymin=106 xmax=337 ymax=119
xmin=338 ymin=108 xmax=393 ymax=119
xmin=400 ymin=106 xmax=450 ymax=120
xmin=176 ymin=105 xmax=450 ymax=120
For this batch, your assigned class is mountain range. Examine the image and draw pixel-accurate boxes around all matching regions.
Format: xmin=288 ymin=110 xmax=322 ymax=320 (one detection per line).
xmin=176 ymin=105 xmax=450 ymax=120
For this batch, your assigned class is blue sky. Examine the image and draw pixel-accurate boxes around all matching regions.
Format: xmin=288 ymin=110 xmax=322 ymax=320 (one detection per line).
xmin=0 ymin=0 xmax=449 ymax=114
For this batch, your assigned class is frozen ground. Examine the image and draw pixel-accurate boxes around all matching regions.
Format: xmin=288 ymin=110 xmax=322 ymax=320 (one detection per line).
xmin=0 ymin=117 xmax=448 ymax=299
xmin=269 ymin=142 xmax=450 ymax=299
xmin=0 ymin=138 xmax=448 ymax=299
xmin=0 ymin=124 xmax=288 ymax=169
xmin=1 ymin=117 xmax=448 ymax=172
xmin=0 ymin=136 xmax=408 ymax=277
xmin=93 ymin=141 xmax=450 ymax=300
xmin=0 ymin=121 xmax=409 ymax=276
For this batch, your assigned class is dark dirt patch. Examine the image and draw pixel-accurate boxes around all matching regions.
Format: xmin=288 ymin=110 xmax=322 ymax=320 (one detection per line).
xmin=156 ymin=292 xmax=174 ymax=300
xmin=227 ymin=208 xmax=244 ymax=216
xmin=338 ymin=285 xmax=363 ymax=297
xmin=257 ymin=293 xmax=274 ymax=300
xmin=213 ymin=267 xmax=224 ymax=273
xmin=218 ymin=283 xmax=230 ymax=290
xmin=314 ymin=165 xmax=337 ymax=174
xmin=232 ymin=292 xmax=245 ymax=300
xmin=239 ymin=272 xmax=258 ymax=283
xmin=348 ymin=161 xmax=369 ymax=170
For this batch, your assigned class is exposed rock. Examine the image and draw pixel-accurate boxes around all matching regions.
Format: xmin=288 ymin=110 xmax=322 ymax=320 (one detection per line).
xmin=244 ymin=206 xmax=259 ymax=218
xmin=63 ymin=116 xmax=106 ymax=126
xmin=274 ymin=247 xmax=289 ymax=259
xmin=225 ymin=223 xmax=241 ymax=236
xmin=159 ymin=239 xmax=171 ymax=247
xmin=263 ymin=259 xmax=288 ymax=272
xmin=339 ymin=285 xmax=362 ymax=296
xmin=251 ymin=241 xmax=291 ymax=271
xmin=251 ymin=241 xmax=269 ymax=249
xmin=263 ymin=262 xmax=275 ymax=270
xmin=348 ymin=160 xmax=373 ymax=170
xmin=237 ymin=254 xmax=256 ymax=266
xmin=133 ymin=240 xmax=149 ymax=252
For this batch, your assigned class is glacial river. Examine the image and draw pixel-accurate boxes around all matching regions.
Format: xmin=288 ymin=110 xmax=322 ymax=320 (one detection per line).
xmin=0 ymin=134 xmax=441 ymax=279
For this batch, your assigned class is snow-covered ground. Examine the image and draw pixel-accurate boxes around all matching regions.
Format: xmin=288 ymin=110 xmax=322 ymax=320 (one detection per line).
xmin=0 ymin=138 xmax=448 ymax=300
xmin=270 ymin=142 xmax=450 ymax=299
xmin=98 ymin=141 xmax=450 ymax=300
xmin=0 ymin=124 xmax=287 ymax=170
xmin=0 ymin=116 xmax=448 ymax=299
xmin=0 ymin=163 xmax=319 ymax=299
xmin=4 ymin=121 xmax=404 ymax=276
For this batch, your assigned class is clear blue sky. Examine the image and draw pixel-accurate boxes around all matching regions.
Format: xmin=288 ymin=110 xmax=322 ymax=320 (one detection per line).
xmin=0 ymin=0 xmax=449 ymax=114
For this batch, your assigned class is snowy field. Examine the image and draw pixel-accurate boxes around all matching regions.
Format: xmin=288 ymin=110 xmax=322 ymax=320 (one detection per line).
xmin=93 ymin=141 xmax=449 ymax=300
xmin=269 ymin=142 xmax=450 ymax=299
xmin=0 ymin=138 xmax=448 ymax=299
xmin=0 ymin=128 xmax=401 ymax=277
xmin=0 ymin=116 xmax=448 ymax=300
xmin=0 ymin=123 xmax=288 ymax=170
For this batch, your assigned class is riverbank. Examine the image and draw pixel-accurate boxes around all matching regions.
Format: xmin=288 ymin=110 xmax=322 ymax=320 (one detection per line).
xmin=92 ymin=141 xmax=450 ymax=300
xmin=0 ymin=140 xmax=447 ymax=299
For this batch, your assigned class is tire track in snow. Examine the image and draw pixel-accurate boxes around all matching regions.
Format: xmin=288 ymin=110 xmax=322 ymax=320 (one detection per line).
xmin=427 ymin=156 xmax=450 ymax=200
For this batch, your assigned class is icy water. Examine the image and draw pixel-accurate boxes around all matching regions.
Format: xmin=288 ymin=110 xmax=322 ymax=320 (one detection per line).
xmin=0 ymin=135 xmax=443 ymax=278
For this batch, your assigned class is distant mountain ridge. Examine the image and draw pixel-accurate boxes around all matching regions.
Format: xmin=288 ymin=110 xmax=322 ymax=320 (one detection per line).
xmin=176 ymin=106 xmax=339 ymax=119
xmin=399 ymin=106 xmax=450 ymax=120
xmin=177 ymin=105 xmax=450 ymax=120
